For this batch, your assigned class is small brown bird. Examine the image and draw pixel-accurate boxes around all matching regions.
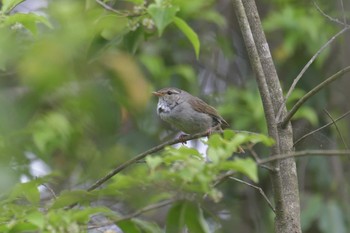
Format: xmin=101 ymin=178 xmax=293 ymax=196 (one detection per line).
xmin=153 ymin=87 xmax=229 ymax=134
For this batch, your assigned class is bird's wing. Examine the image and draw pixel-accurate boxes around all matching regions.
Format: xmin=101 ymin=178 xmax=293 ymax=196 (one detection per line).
xmin=188 ymin=97 xmax=229 ymax=127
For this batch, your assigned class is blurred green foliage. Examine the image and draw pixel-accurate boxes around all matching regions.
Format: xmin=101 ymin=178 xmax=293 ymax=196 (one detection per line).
xmin=0 ymin=0 xmax=349 ymax=232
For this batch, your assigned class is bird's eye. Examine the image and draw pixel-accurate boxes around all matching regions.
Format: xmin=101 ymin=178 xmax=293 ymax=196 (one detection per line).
xmin=167 ymin=91 xmax=172 ymax=95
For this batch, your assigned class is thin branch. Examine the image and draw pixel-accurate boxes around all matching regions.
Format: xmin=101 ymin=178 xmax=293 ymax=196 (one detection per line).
xmin=212 ymin=170 xmax=236 ymax=188
xmin=87 ymin=198 xmax=178 ymax=230
xmin=115 ymin=198 xmax=178 ymax=222
xmin=41 ymin=183 xmax=57 ymax=199
xmin=294 ymin=110 xmax=350 ymax=146
xmin=339 ymin=0 xmax=347 ymax=24
xmin=259 ymin=150 xmax=350 ymax=164
xmin=247 ymin=144 xmax=275 ymax=171
xmin=229 ymin=177 xmax=275 ymax=213
xmin=313 ymin=1 xmax=348 ymax=27
xmin=95 ymin=0 xmax=145 ymax=17
xmin=87 ymin=130 xmax=253 ymax=192
xmin=276 ymin=27 xmax=350 ymax=121
xmin=96 ymin=0 xmax=125 ymax=15
xmin=280 ymin=66 xmax=350 ymax=128
xmin=323 ymin=109 xmax=349 ymax=150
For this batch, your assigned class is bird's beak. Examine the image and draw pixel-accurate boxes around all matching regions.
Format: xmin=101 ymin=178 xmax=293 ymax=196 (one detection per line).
xmin=152 ymin=91 xmax=162 ymax=97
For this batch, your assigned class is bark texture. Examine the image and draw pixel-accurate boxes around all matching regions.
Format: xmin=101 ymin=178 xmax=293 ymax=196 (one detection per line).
xmin=232 ymin=0 xmax=301 ymax=232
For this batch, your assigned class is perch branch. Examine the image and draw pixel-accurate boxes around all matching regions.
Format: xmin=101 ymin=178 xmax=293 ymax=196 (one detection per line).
xmin=87 ymin=130 xmax=253 ymax=192
xmin=280 ymin=66 xmax=350 ymax=128
xmin=259 ymin=150 xmax=350 ymax=164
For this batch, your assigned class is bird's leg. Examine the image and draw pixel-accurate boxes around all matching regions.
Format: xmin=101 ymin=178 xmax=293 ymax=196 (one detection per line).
xmin=178 ymin=133 xmax=189 ymax=145
xmin=206 ymin=125 xmax=222 ymax=137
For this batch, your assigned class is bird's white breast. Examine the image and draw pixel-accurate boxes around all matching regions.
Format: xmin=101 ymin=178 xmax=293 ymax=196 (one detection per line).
xmin=157 ymin=101 xmax=171 ymax=115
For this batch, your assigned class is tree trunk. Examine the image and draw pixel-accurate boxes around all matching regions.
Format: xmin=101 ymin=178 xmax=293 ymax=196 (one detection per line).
xmin=232 ymin=0 xmax=301 ymax=232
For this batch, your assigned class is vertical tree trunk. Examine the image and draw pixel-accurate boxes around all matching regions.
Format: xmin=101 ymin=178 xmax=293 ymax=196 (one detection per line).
xmin=232 ymin=0 xmax=301 ymax=232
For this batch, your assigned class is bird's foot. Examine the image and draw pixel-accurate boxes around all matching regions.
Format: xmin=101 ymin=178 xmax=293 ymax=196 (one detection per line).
xmin=178 ymin=134 xmax=189 ymax=145
xmin=237 ymin=146 xmax=245 ymax=153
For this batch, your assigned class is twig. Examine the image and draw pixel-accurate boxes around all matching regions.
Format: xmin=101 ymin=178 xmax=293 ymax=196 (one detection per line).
xmin=41 ymin=183 xmax=57 ymax=199
xmin=229 ymin=177 xmax=275 ymax=213
xmin=276 ymin=27 xmax=350 ymax=122
xmin=115 ymin=198 xmax=178 ymax=222
xmin=95 ymin=0 xmax=145 ymax=17
xmin=323 ymin=109 xmax=349 ymax=150
xmin=339 ymin=0 xmax=347 ymax=25
xmin=294 ymin=110 xmax=350 ymax=146
xmin=96 ymin=0 xmax=125 ymax=15
xmin=87 ymin=130 xmax=254 ymax=192
xmin=246 ymin=145 xmax=275 ymax=171
xmin=87 ymin=198 xmax=178 ymax=230
xmin=87 ymin=131 xmax=209 ymax=192
xmin=313 ymin=1 xmax=348 ymax=27
xmin=280 ymin=66 xmax=350 ymax=128
xmin=66 ymin=130 xmax=256 ymax=209
xmin=212 ymin=170 xmax=236 ymax=188
xmin=259 ymin=150 xmax=350 ymax=164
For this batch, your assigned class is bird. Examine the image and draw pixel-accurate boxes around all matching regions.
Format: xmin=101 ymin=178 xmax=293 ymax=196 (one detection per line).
xmin=152 ymin=87 xmax=229 ymax=135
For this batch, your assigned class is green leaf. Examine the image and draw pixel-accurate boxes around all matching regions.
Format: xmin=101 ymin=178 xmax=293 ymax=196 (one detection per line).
xmin=173 ymin=17 xmax=200 ymax=59
xmin=132 ymin=219 xmax=163 ymax=233
xmin=1 ymin=0 xmax=25 ymax=13
xmin=301 ymin=194 xmax=323 ymax=231
xmin=124 ymin=0 xmax=144 ymax=4
xmin=8 ymin=222 xmax=38 ymax=232
xmin=294 ymin=107 xmax=318 ymax=126
xmin=50 ymin=190 xmax=95 ymax=209
xmin=147 ymin=4 xmax=179 ymax=36
xmin=32 ymin=112 xmax=72 ymax=154
xmin=318 ymin=200 xmax=346 ymax=233
xmin=166 ymin=201 xmax=187 ymax=233
xmin=71 ymin=207 xmax=111 ymax=224
xmin=4 ymin=13 xmax=52 ymax=35
xmin=26 ymin=210 xmax=45 ymax=229
xmin=10 ymin=181 xmax=40 ymax=205
xmin=119 ymin=220 xmax=142 ymax=233
xmin=219 ymin=158 xmax=258 ymax=183
xmin=146 ymin=156 xmax=163 ymax=171
xmin=184 ymin=202 xmax=210 ymax=233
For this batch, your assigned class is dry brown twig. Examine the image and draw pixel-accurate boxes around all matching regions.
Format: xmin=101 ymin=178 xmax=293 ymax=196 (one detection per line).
xmin=294 ymin=110 xmax=350 ymax=146
xmin=229 ymin=177 xmax=275 ymax=213
xmin=323 ymin=109 xmax=349 ymax=150
xmin=276 ymin=1 xmax=350 ymax=121
xmin=259 ymin=150 xmax=350 ymax=164
xmin=280 ymin=66 xmax=350 ymax=128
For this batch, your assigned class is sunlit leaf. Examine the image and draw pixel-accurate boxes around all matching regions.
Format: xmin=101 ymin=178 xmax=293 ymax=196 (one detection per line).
xmin=10 ymin=181 xmax=40 ymax=205
xmin=219 ymin=158 xmax=258 ymax=183
xmin=4 ymin=13 xmax=52 ymax=35
xmin=50 ymin=190 xmax=95 ymax=209
xmin=147 ymin=4 xmax=179 ymax=36
xmin=173 ymin=17 xmax=200 ymax=59
xmin=1 ymin=0 xmax=25 ymax=13
xmin=146 ymin=156 xmax=163 ymax=171
xmin=26 ymin=210 xmax=45 ymax=229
